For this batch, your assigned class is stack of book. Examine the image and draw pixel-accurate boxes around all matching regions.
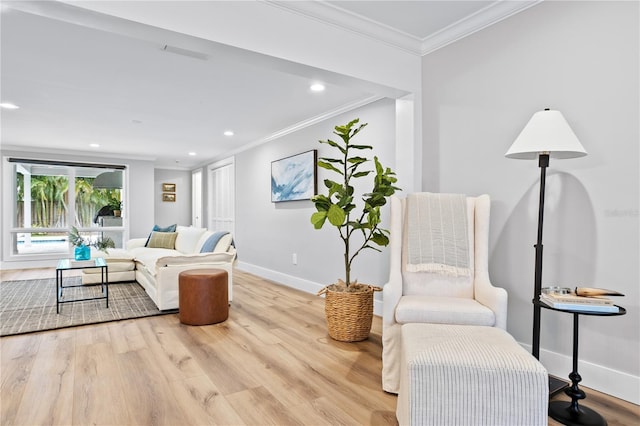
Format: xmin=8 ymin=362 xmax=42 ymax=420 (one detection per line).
xmin=539 ymin=291 xmax=619 ymax=313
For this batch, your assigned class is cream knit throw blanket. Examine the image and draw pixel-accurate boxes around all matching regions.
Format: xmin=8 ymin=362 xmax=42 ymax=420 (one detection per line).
xmin=406 ymin=193 xmax=470 ymax=276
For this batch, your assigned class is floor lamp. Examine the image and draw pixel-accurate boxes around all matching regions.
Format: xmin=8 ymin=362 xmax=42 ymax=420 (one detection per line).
xmin=505 ymin=108 xmax=587 ymax=392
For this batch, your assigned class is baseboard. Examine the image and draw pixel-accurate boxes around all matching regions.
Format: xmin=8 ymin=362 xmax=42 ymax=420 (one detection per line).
xmin=235 ymin=261 xmax=384 ymax=317
xmin=0 ymin=258 xmax=60 ymax=271
xmin=519 ymin=342 xmax=639 ymax=405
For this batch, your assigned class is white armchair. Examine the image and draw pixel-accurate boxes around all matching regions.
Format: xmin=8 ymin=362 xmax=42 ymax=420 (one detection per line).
xmin=382 ymin=193 xmax=508 ymax=393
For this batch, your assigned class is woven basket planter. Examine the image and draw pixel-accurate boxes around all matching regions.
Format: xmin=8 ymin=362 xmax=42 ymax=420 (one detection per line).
xmin=318 ymin=284 xmax=382 ymax=342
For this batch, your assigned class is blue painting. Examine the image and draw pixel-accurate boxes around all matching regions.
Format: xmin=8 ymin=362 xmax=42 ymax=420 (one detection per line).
xmin=271 ymin=150 xmax=317 ymax=202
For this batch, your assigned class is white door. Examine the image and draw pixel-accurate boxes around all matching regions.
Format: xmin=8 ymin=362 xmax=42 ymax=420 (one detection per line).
xmin=192 ymin=169 xmax=202 ymax=227
xmin=208 ymin=158 xmax=234 ymax=233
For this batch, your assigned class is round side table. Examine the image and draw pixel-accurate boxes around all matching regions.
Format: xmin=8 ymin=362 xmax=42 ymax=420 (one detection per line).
xmin=536 ymin=301 xmax=626 ymax=426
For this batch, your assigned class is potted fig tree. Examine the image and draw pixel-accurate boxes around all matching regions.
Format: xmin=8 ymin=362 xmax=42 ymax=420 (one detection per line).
xmin=311 ymin=118 xmax=400 ymax=342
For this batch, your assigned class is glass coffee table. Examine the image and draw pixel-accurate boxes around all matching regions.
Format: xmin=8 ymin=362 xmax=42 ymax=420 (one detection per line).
xmin=56 ymin=258 xmax=109 ymax=313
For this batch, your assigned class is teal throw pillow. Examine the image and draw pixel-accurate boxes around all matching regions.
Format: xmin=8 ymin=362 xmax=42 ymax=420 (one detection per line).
xmin=145 ymin=223 xmax=177 ymax=246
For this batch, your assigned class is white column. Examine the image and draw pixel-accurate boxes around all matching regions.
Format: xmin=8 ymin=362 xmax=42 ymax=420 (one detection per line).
xmin=396 ymin=94 xmax=422 ymax=194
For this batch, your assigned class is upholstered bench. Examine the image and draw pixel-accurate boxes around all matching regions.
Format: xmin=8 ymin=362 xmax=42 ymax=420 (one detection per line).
xmin=397 ymin=323 xmax=548 ymax=426
xmin=81 ymin=248 xmax=136 ymax=284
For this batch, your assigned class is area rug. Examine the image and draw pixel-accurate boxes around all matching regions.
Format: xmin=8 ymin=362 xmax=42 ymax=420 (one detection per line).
xmin=0 ymin=277 xmax=175 ymax=337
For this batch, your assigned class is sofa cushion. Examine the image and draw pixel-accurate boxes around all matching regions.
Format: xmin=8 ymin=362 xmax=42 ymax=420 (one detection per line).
xmin=89 ymin=247 xmax=134 ymax=261
xmin=157 ymin=252 xmax=235 ymax=268
xmin=130 ymin=247 xmax=180 ymax=276
xmin=175 ymin=226 xmax=207 ymax=254
xmin=395 ymin=295 xmax=495 ymax=326
xmin=147 ymin=231 xmax=178 ymax=249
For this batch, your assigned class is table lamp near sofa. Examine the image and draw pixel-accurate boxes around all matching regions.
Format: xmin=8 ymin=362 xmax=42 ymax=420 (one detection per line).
xmin=505 ymin=108 xmax=587 ymax=391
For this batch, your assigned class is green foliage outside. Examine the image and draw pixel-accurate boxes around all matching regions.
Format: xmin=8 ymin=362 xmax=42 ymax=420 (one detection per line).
xmin=16 ymin=174 xmax=121 ymax=228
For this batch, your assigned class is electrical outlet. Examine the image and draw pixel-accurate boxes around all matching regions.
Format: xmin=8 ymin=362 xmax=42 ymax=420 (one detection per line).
xmin=292 ymin=253 xmax=297 ymax=265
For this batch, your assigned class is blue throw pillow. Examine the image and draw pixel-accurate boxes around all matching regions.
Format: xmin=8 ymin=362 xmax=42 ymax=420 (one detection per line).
xmin=200 ymin=231 xmax=229 ymax=253
xmin=155 ymin=224 xmax=177 ymax=233
xmin=145 ymin=224 xmax=177 ymax=246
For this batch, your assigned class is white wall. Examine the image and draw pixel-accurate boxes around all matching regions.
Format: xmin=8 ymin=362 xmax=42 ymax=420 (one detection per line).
xmin=154 ymin=169 xmax=192 ymax=228
xmin=235 ymin=98 xmax=396 ymax=310
xmin=422 ymin=0 xmax=639 ymax=403
xmin=127 ymin=160 xmax=156 ymax=240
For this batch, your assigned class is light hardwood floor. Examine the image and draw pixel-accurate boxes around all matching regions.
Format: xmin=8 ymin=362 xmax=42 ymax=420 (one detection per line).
xmin=1 ymin=269 xmax=638 ymax=425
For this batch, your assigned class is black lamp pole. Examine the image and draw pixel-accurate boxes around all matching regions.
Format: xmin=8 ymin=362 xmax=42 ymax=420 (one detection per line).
xmin=532 ymin=153 xmax=549 ymax=359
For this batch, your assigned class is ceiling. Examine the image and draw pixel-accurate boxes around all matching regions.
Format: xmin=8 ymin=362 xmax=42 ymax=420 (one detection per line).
xmin=0 ymin=1 xmax=537 ymax=169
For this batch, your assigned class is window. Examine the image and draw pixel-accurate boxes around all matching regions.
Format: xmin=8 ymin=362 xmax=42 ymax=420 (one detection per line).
xmin=5 ymin=158 xmax=126 ymax=259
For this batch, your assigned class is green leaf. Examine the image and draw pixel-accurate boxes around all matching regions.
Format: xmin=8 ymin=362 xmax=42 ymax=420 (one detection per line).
xmin=327 ymin=204 xmax=346 ymax=226
xmin=320 ymin=139 xmax=346 ymax=155
xmin=371 ymin=232 xmax=389 ymax=246
xmin=318 ymin=161 xmax=342 ymax=175
xmin=337 ymin=196 xmax=353 ymax=208
xmin=347 ymin=156 xmax=367 ymax=164
xmin=312 ymin=194 xmax=331 ymax=211
xmin=320 ymin=157 xmax=344 ymax=164
xmin=352 ymin=171 xmax=371 ymax=178
xmin=323 ymin=179 xmax=336 ymax=189
xmin=374 ymin=156 xmax=384 ymax=174
xmin=310 ymin=211 xmax=327 ymax=229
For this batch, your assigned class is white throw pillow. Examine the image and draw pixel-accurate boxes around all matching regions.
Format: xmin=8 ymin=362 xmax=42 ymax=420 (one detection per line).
xmin=174 ymin=226 xmax=207 ymax=254
xmin=213 ymin=234 xmax=233 ymax=253
xmin=195 ymin=231 xmax=214 ymax=252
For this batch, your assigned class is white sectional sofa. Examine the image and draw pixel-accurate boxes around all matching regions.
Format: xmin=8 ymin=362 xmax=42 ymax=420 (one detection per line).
xmin=82 ymin=226 xmax=236 ymax=311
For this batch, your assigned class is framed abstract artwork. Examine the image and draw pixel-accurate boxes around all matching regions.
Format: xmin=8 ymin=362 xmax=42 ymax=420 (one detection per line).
xmin=162 ymin=193 xmax=176 ymax=202
xmin=271 ymin=150 xmax=317 ymax=202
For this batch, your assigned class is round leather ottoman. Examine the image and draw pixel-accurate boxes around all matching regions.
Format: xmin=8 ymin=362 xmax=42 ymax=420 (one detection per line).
xmin=178 ymin=269 xmax=229 ymax=325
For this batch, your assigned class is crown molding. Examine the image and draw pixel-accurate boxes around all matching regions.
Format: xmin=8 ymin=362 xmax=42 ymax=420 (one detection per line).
xmin=266 ymin=0 xmax=423 ymax=55
xmin=420 ymin=0 xmax=542 ymax=55
xmin=266 ymin=0 xmax=542 ymax=57
xmin=206 ymin=94 xmax=384 ymax=164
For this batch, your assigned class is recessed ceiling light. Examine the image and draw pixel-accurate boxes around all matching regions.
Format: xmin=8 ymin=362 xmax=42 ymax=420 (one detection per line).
xmin=188 ymin=152 xmax=197 ymax=156
xmin=310 ymin=83 xmax=325 ymax=92
xmin=0 ymin=102 xmax=20 ymax=109
xmin=90 ymin=143 xmax=100 ymax=148
xmin=224 ymin=130 xmax=234 ymax=136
